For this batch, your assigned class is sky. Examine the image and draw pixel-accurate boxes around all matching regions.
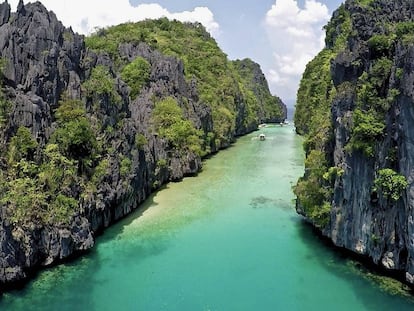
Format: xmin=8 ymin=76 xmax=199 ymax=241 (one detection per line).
xmin=8 ymin=0 xmax=344 ymax=106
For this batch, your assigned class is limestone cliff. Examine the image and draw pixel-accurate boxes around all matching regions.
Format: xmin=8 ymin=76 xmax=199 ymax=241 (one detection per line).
xmin=0 ymin=1 xmax=285 ymax=288
xmin=232 ymin=58 xmax=287 ymax=126
xmin=295 ymin=0 xmax=414 ymax=285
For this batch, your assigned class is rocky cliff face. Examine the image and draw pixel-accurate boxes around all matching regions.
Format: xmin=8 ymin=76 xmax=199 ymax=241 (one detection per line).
xmin=295 ymin=0 xmax=414 ymax=285
xmin=0 ymin=1 xmax=285 ymax=288
xmin=232 ymin=58 xmax=287 ymax=126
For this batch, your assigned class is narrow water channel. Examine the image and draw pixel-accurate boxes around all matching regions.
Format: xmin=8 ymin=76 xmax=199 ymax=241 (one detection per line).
xmin=1 ymin=125 xmax=414 ymax=310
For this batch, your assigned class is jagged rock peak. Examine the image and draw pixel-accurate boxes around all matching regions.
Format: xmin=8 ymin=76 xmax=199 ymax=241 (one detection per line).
xmin=17 ymin=0 xmax=25 ymax=14
xmin=13 ymin=1 xmax=62 ymax=28
xmin=0 ymin=0 xmax=10 ymax=26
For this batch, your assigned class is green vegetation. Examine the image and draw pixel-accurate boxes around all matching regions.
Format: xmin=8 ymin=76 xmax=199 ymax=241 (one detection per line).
xmin=293 ymin=150 xmax=332 ymax=227
xmin=373 ymin=169 xmax=408 ymax=201
xmin=51 ymin=98 xmax=96 ymax=160
xmin=120 ymin=156 xmax=132 ymax=177
xmin=294 ymin=0 xmax=405 ymax=227
xmin=355 ymin=0 xmax=375 ymax=7
xmin=157 ymin=158 xmax=167 ymax=168
xmin=84 ymin=24 xmax=152 ymax=58
xmin=366 ymin=21 xmax=414 ymax=55
xmin=395 ymin=22 xmax=414 ymax=38
xmin=0 ymin=58 xmax=5 ymax=76
xmin=370 ymin=58 xmax=393 ymax=88
xmin=295 ymin=49 xmax=335 ymax=151
xmin=323 ymin=166 xmax=344 ymax=182
xmin=7 ymin=126 xmax=38 ymax=163
xmin=293 ymin=49 xmax=339 ymax=227
xmin=396 ymin=22 xmax=414 ymax=35
xmin=368 ymin=35 xmax=395 ymax=57
xmin=2 ymin=139 xmax=80 ymax=225
xmin=324 ymin=4 xmax=351 ymax=48
xmin=121 ymin=57 xmax=151 ymax=98
xmin=232 ymin=59 xmax=284 ymax=123
xmin=1 ymin=98 xmax=98 ymax=226
xmin=294 ymin=3 xmax=353 ymax=228
xmin=346 ymin=109 xmax=385 ymax=157
xmin=135 ymin=133 xmax=148 ymax=150
xmin=0 ymin=58 xmax=10 ymax=130
xmin=394 ymin=21 xmax=414 ymax=45
xmin=86 ymin=19 xmax=283 ymax=147
xmin=51 ymin=194 xmax=78 ymax=223
xmin=152 ymin=97 xmax=203 ymax=155
xmin=83 ymin=65 xmax=121 ymax=106
xmin=91 ymin=158 xmax=109 ymax=185
xmin=295 ymin=0 xmax=414 ymax=227
xmin=39 ymin=144 xmax=78 ymax=196
xmin=345 ymin=56 xmax=396 ymax=157
xmin=0 ymin=91 xmax=10 ymax=130
xmin=396 ymin=68 xmax=404 ymax=80
xmin=346 ymin=260 xmax=414 ymax=298
xmin=2 ymin=177 xmax=47 ymax=225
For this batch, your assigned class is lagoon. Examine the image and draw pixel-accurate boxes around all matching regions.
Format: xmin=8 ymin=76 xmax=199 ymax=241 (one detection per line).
xmin=1 ymin=125 xmax=414 ymax=310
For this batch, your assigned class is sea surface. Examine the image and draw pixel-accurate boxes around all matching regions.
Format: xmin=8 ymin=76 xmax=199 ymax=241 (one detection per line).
xmin=1 ymin=125 xmax=414 ymax=310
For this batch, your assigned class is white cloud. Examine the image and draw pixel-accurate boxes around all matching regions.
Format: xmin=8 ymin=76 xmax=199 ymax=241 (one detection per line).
xmin=8 ymin=0 xmax=219 ymax=36
xmin=264 ymin=0 xmax=330 ymax=101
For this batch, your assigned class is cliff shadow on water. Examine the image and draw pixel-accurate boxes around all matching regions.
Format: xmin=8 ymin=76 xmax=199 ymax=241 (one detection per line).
xmin=295 ymin=218 xmax=414 ymax=308
xmin=0 ymin=191 xmax=168 ymax=308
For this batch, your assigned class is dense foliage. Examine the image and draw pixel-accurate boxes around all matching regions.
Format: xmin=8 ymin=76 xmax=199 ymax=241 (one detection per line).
xmin=86 ymin=19 xmax=284 ymax=147
xmin=83 ymin=65 xmax=122 ymax=107
xmin=51 ymin=99 xmax=97 ymax=160
xmin=293 ymin=4 xmax=350 ymax=227
xmin=2 ymin=126 xmax=80 ymax=225
xmin=152 ymin=97 xmax=204 ymax=156
xmin=346 ymin=108 xmax=385 ymax=157
xmin=294 ymin=0 xmax=410 ymax=227
xmin=1 ymin=96 xmax=103 ymax=225
xmin=120 ymin=57 xmax=151 ymax=98
xmin=374 ymin=169 xmax=408 ymax=201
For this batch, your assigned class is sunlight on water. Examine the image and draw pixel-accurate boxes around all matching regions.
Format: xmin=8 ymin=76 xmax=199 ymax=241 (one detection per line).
xmin=1 ymin=126 xmax=414 ymax=310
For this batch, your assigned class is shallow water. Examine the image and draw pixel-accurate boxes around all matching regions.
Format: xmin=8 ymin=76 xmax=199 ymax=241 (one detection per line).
xmin=1 ymin=125 xmax=414 ymax=310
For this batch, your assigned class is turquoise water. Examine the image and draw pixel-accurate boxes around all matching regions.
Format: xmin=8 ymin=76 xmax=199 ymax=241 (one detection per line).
xmin=1 ymin=126 xmax=414 ymax=310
